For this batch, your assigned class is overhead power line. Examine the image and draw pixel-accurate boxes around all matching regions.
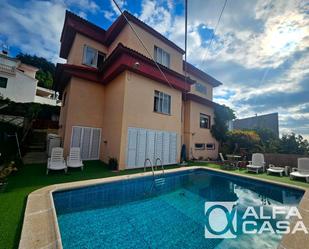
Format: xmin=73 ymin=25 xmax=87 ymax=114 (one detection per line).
xmin=202 ymin=0 xmax=228 ymax=64
xmin=111 ymin=0 xmax=175 ymax=90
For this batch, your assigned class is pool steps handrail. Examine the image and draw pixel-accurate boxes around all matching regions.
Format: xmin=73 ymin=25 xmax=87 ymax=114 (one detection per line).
xmin=144 ymin=158 xmax=165 ymax=187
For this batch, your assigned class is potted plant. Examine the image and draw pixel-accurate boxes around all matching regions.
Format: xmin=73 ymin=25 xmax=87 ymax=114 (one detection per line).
xmin=0 ymin=161 xmax=18 ymax=192
xmin=108 ymin=157 xmax=118 ymax=171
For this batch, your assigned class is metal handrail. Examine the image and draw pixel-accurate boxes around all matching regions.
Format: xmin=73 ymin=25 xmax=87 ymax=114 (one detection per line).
xmin=144 ymin=158 xmax=153 ymax=172
xmin=155 ymin=158 xmax=165 ymax=177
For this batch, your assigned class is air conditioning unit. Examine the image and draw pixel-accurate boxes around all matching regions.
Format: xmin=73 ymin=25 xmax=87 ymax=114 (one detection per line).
xmin=46 ymin=133 xmax=61 ymax=157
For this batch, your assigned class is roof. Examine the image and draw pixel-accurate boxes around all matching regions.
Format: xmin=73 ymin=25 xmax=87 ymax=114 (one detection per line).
xmin=184 ymin=61 xmax=222 ymax=87
xmin=184 ymin=93 xmax=218 ymax=108
xmin=60 ymin=10 xmax=184 ymax=58
xmin=60 ymin=11 xmax=106 ymax=58
xmin=55 ymin=43 xmax=193 ymax=96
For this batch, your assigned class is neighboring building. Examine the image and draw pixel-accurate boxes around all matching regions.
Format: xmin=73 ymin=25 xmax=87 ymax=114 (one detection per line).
xmin=55 ymin=11 xmax=223 ymax=170
xmin=231 ymin=113 xmax=279 ymax=137
xmin=0 ymin=53 xmax=59 ymax=105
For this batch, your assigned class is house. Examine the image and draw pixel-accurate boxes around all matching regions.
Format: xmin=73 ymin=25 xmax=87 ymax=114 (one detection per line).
xmin=0 ymin=53 xmax=59 ymax=105
xmin=231 ymin=113 xmax=279 ymax=137
xmin=55 ymin=10 xmax=223 ymax=170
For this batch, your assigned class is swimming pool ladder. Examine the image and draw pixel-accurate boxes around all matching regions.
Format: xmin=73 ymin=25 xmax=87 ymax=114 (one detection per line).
xmin=144 ymin=158 xmax=165 ymax=188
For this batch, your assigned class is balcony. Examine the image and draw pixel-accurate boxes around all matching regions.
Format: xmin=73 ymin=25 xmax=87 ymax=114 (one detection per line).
xmin=0 ymin=56 xmax=17 ymax=75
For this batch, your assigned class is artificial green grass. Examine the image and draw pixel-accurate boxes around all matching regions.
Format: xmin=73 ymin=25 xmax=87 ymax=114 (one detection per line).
xmin=188 ymin=161 xmax=309 ymax=189
xmin=0 ymin=161 xmax=179 ymax=249
xmin=0 ymin=161 xmax=307 ymax=249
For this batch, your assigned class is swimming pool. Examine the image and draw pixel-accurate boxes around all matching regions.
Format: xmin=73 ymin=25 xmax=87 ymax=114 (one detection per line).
xmin=53 ymin=169 xmax=304 ymax=249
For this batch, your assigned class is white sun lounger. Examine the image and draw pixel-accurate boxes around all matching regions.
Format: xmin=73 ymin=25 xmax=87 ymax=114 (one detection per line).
xmin=67 ymin=147 xmax=84 ymax=170
xmin=290 ymin=158 xmax=309 ymax=183
xmin=247 ymin=153 xmax=265 ymax=174
xmin=47 ymin=147 xmax=67 ymax=175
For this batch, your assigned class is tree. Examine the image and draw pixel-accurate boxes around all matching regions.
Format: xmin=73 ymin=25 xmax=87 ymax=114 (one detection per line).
xmin=253 ymin=128 xmax=279 ymax=153
xmin=227 ymin=130 xmax=261 ymax=153
xmin=211 ymin=104 xmax=235 ymax=147
xmin=16 ymin=53 xmax=55 ymax=89
xmin=279 ymin=133 xmax=309 ymax=155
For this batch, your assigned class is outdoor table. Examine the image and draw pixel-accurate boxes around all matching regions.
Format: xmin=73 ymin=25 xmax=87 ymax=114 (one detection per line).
xmin=226 ymin=155 xmax=242 ymax=169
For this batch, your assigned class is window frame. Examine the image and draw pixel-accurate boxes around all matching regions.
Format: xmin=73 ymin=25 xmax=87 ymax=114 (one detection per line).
xmin=82 ymin=45 xmax=106 ymax=68
xmin=206 ymin=143 xmax=215 ymax=150
xmin=195 ymin=143 xmax=205 ymax=150
xmin=195 ymin=82 xmax=207 ymax=95
xmin=200 ymin=113 xmax=211 ymax=129
xmin=154 ymin=90 xmax=171 ymax=115
xmin=62 ymin=92 xmax=67 ymax=106
xmin=154 ymin=46 xmax=170 ymax=68
xmin=0 ymin=76 xmax=8 ymax=88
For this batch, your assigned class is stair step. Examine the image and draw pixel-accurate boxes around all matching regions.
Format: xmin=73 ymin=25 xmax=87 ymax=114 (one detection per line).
xmin=154 ymin=178 xmax=165 ymax=186
xmin=23 ymin=152 xmax=47 ymax=164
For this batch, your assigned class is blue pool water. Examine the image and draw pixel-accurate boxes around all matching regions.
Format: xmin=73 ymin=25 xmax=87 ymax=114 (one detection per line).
xmin=53 ymin=169 xmax=304 ymax=249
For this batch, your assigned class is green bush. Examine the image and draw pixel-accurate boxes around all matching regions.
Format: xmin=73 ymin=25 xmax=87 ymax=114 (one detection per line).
xmin=226 ymin=130 xmax=261 ymax=153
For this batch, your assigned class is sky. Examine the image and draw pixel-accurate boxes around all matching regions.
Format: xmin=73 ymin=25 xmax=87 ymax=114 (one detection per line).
xmin=0 ymin=0 xmax=308 ymax=139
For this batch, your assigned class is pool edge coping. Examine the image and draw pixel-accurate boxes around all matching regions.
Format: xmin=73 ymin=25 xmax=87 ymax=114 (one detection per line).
xmin=18 ymin=166 xmax=309 ymax=249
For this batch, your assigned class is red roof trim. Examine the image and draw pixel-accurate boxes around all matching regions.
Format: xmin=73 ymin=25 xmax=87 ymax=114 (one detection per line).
xmin=60 ymin=11 xmax=106 ymax=58
xmin=184 ymin=93 xmax=218 ymax=108
xmin=55 ymin=44 xmax=193 ymax=94
xmin=60 ymin=10 xmax=184 ymax=59
xmin=104 ymin=11 xmax=184 ymax=53
xmin=184 ymin=61 xmax=222 ymax=87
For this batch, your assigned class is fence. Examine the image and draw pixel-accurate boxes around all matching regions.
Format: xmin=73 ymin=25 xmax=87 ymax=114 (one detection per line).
xmin=263 ymin=153 xmax=309 ymax=168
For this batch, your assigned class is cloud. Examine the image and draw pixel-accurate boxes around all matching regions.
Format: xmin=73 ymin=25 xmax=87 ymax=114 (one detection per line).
xmin=0 ymin=0 xmax=66 ymax=62
xmin=1 ymin=0 xmax=307 ymax=139
xmin=66 ymin=0 xmax=100 ymax=14
xmin=0 ymin=0 xmax=101 ymax=63
xmin=139 ymin=0 xmax=173 ymax=34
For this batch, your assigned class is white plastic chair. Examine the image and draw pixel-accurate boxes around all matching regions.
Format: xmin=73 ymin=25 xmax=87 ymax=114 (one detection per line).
xmin=290 ymin=158 xmax=309 ymax=183
xmin=67 ymin=147 xmax=84 ymax=170
xmin=246 ymin=153 xmax=265 ymax=174
xmin=47 ymin=147 xmax=67 ymax=175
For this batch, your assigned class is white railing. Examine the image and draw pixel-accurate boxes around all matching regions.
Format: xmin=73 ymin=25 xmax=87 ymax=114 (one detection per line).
xmin=0 ymin=63 xmax=15 ymax=75
xmin=34 ymin=95 xmax=59 ymax=106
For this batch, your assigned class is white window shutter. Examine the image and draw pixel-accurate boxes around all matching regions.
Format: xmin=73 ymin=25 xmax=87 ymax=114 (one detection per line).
xmin=136 ymin=129 xmax=147 ymax=167
xmin=90 ymin=128 xmax=101 ymax=159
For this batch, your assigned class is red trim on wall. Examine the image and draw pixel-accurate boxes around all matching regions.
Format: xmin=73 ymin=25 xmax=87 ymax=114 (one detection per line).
xmin=55 ymin=44 xmax=193 ymax=94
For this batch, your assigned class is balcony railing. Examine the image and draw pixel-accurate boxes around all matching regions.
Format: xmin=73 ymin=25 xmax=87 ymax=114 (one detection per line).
xmin=0 ymin=63 xmax=16 ymax=75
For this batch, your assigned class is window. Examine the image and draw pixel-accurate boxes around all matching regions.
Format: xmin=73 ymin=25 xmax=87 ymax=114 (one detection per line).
xmin=62 ymin=92 xmax=67 ymax=106
xmin=154 ymin=46 xmax=170 ymax=68
xmin=97 ymin=51 xmax=105 ymax=70
xmin=154 ymin=90 xmax=171 ymax=115
xmin=195 ymin=143 xmax=205 ymax=150
xmin=0 ymin=77 xmax=8 ymax=88
xmin=83 ymin=45 xmax=105 ymax=68
xmin=206 ymin=143 xmax=215 ymax=150
xmin=195 ymin=82 xmax=207 ymax=95
xmin=200 ymin=113 xmax=210 ymax=129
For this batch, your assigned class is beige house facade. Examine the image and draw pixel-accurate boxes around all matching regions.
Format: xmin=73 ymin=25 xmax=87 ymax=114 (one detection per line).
xmin=55 ymin=11 xmax=222 ymax=170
